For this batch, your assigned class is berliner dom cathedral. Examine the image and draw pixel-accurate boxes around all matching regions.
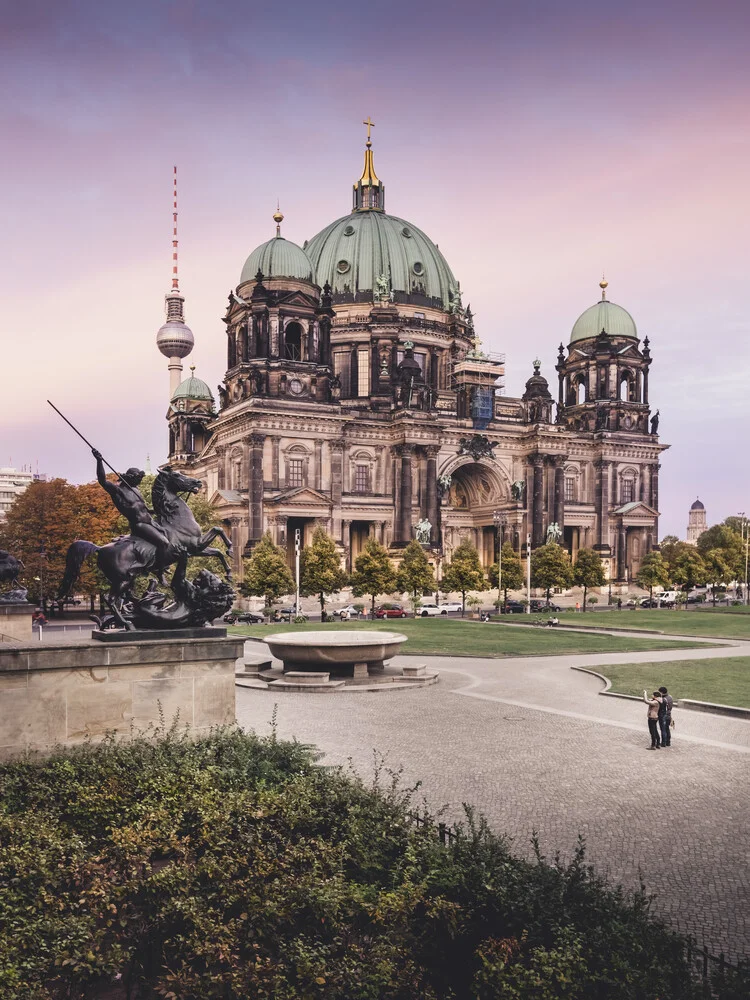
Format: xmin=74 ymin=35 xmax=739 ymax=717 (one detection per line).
xmin=161 ymin=124 xmax=667 ymax=582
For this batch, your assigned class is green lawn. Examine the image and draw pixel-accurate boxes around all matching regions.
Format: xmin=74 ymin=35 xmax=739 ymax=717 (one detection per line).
xmin=560 ymin=608 xmax=750 ymax=639
xmin=602 ymin=656 xmax=750 ymax=708
xmin=230 ymin=618 xmax=702 ymax=658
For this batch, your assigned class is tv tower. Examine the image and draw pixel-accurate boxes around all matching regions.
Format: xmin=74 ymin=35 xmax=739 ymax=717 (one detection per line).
xmin=156 ymin=166 xmax=194 ymax=396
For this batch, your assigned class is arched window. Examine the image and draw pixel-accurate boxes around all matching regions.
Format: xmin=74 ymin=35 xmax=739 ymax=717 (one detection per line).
xmin=577 ymin=377 xmax=586 ymax=405
xmin=564 ymin=477 xmax=577 ymax=502
xmin=285 ymin=322 xmax=303 ymax=361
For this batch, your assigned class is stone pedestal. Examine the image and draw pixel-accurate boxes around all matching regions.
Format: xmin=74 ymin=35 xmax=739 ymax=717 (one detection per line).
xmin=0 ymin=634 xmax=245 ymax=759
xmin=0 ymin=602 xmax=33 ymax=643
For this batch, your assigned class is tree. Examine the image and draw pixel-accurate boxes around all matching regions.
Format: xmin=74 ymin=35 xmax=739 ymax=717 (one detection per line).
xmin=71 ymin=482 xmax=122 ymax=608
xmin=300 ymin=527 xmax=348 ymax=617
xmin=636 ymin=551 xmax=670 ymax=604
xmin=696 ymin=524 xmax=743 ymax=581
xmin=487 ymin=542 xmax=524 ymax=608
xmin=670 ymin=548 xmax=708 ymax=601
xmin=702 ymin=548 xmax=733 ymax=605
xmin=572 ymin=549 xmax=605 ymax=611
xmin=0 ymin=478 xmax=82 ymax=608
xmin=659 ymin=538 xmax=693 ymax=577
xmin=350 ymin=537 xmax=397 ymax=618
xmin=441 ymin=540 xmax=488 ymax=616
xmin=395 ymin=540 xmax=435 ymax=614
xmin=241 ymin=533 xmax=294 ymax=610
xmin=530 ymin=543 xmax=573 ymax=601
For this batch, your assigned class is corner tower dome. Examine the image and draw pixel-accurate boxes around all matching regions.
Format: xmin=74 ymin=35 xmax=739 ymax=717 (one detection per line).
xmin=570 ymin=279 xmax=638 ymax=344
xmin=240 ymin=209 xmax=314 ymax=285
xmin=304 ymin=125 xmax=459 ymax=309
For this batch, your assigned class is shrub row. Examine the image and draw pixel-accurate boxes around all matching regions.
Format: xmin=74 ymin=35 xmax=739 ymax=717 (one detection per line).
xmin=0 ymin=725 xmax=742 ymax=999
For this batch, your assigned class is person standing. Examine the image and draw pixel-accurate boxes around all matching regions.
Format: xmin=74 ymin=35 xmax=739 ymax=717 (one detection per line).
xmin=643 ymin=690 xmax=663 ymax=749
xmin=658 ymin=685 xmax=674 ymax=746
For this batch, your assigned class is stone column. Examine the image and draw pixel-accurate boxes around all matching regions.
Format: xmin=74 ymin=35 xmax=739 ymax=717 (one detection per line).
xmin=397 ymin=444 xmax=415 ymax=544
xmin=643 ymin=368 xmax=649 ymax=405
xmin=594 ymin=459 xmax=611 ymax=555
xmin=651 ymin=463 xmax=660 ymax=542
xmin=425 ymin=447 xmax=439 ymax=539
xmin=342 ymin=519 xmax=352 ymax=571
xmin=330 ymin=439 xmax=345 ymax=540
xmin=271 ymin=438 xmax=280 ymax=489
xmin=249 ymin=432 xmax=265 ymax=542
xmin=314 ymin=439 xmax=322 ymax=491
xmin=553 ymin=455 xmax=566 ymax=533
xmin=618 ymin=526 xmax=628 ymax=581
xmin=531 ymin=454 xmax=545 ymax=547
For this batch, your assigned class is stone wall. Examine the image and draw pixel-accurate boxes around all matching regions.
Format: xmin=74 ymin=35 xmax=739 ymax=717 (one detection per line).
xmin=0 ymin=635 xmax=244 ymax=758
xmin=0 ymin=602 xmax=33 ymax=643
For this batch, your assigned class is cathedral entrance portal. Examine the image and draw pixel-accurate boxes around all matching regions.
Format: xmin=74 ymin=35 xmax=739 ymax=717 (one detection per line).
xmin=442 ymin=461 xmax=509 ymax=567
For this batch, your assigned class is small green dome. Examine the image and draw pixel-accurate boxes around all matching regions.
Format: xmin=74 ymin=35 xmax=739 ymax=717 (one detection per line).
xmin=240 ymin=236 xmax=313 ymax=284
xmin=171 ymin=372 xmax=214 ymax=403
xmin=571 ymin=298 xmax=638 ymax=344
xmin=305 ymin=211 xmax=457 ymax=309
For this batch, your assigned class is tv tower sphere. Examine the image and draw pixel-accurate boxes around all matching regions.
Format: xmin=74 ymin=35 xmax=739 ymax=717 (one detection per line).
xmin=156 ymin=316 xmax=194 ymax=359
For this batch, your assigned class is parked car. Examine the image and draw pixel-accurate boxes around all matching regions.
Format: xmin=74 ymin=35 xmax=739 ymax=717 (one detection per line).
xmin=438 ymin=602 xmax=462 ymax=613
xmin=419 ymin=603 xmax=447 ymax=616
xmin=530 ymin=600 xmax=561 ymax=613
xmin=374 ymin=603 xmax=409 ymax=619
xmin=223 ymin=610 xmax=264 ymax=624
xmin=334 ymin=604 xmax=362 ymax=618
xmin=501 ymin=600 xmax=526 ymax=614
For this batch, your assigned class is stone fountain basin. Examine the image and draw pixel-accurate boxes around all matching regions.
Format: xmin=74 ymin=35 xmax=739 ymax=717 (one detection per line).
xmin=264 ymin=629 xmax=407 ymax=672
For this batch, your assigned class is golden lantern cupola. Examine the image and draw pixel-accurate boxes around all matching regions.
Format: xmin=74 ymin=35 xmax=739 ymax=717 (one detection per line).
xmin=353 ymin=117 xmax=385 ymax=212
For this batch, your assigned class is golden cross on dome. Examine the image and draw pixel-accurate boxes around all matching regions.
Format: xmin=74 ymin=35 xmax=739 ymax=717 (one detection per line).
xmin=363 ymin=116 xmax=375 ymax=145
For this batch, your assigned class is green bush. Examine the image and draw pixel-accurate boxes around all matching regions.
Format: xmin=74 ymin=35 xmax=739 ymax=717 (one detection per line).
xmin=0 ymin=726 xmax=725 ymax=999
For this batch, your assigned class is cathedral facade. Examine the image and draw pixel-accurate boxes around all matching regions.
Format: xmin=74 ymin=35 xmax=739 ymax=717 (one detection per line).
xmin=161 ymin=131 xmax=668 ymax=584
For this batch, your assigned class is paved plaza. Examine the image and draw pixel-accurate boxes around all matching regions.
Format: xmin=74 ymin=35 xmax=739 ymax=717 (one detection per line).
xmin=236 ymin=637 xmax=750 ymax=960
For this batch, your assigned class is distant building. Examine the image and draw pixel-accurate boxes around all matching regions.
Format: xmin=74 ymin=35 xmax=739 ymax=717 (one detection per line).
xmin=0 ymin=467 xmax=47 ymax=522
xmin=686 ymin=498 xmax=707 ymax=544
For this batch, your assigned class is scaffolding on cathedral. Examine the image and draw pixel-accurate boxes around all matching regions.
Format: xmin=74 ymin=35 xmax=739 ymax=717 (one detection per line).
xmin=447 ymin=340 xmax=506 ymax=427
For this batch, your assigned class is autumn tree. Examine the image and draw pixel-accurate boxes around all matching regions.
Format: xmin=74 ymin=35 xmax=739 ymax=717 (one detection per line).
xmin=487 ymin=541 xmax=525 ymax=609
xmin=395 ymin=540 xmax=435 ymax=615
xmin=350 ymin=538 xmax=397 ymax=618
xmin=572 ymin=548 xmax=606 ymax=611
xmin=636 ymin=551 xmax=670 ymax=604
xmin=300 ymin=527 xmax=348 ymax=617
xmin=441 ymin=540 xmax=488 ymax=616
xmin=241 ymin=533 xmax=294 ymax=611
xmin=0 ymin=479 xmax=81 ymax=608
xmin=531 ymin=542 xmax=573 ymax=602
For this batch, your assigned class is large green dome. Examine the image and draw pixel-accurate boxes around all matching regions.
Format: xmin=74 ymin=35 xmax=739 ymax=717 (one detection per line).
xmin=240 ymin=236 xmax=313 ymax=285
xmin=570 ymin=297 xmax=638 ymax=344
xmin=304 ymin=211 xmax=457 ymax=309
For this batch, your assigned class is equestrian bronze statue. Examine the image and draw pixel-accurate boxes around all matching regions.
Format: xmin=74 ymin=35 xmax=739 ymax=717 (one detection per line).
xmin=50 ymin=402 xmax=234 ymax=631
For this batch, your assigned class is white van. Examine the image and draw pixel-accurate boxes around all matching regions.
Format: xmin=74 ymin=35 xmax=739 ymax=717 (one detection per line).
xmin=658 ymin=590 xmax=678 ymax=606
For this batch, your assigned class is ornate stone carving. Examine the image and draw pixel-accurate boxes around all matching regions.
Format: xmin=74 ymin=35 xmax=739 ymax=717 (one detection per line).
xmin=457 ymin=434 xmax=496 ymax=462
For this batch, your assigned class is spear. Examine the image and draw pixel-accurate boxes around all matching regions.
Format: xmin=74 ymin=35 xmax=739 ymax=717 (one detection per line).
xmin=46 ymin=400 xmax=136 ymax=492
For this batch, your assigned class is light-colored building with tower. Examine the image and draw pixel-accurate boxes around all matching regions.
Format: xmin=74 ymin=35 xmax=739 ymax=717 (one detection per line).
xmin=160 ymin=125 xmax=668 ymax=583
xmin=686 ymin=498 xmax=707 ymax=544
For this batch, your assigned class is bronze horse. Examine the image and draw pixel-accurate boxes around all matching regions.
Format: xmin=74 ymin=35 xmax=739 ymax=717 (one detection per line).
xmin=59 ymin=466 xmax=232 ymax=606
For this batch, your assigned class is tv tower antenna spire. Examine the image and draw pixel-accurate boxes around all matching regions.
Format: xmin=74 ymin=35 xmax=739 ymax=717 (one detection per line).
xmin=156 ymin=164 xmax=194 ymax=396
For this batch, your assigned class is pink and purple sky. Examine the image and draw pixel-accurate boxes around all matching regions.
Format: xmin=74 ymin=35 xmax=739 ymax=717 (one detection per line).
xmin=2 ymin=0 xmax=749 ymax=537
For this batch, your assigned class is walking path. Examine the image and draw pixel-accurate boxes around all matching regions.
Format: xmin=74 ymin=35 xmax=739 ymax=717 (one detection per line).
xmin=236 ymin=639 xmax=750 ymax=959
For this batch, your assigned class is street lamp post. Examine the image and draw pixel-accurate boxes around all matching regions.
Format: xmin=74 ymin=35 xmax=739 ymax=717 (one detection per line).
xmin=740 ymin=513 xmax=749 ymax=606
xmin=493 ymin=510 xmax=506 ymax=613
